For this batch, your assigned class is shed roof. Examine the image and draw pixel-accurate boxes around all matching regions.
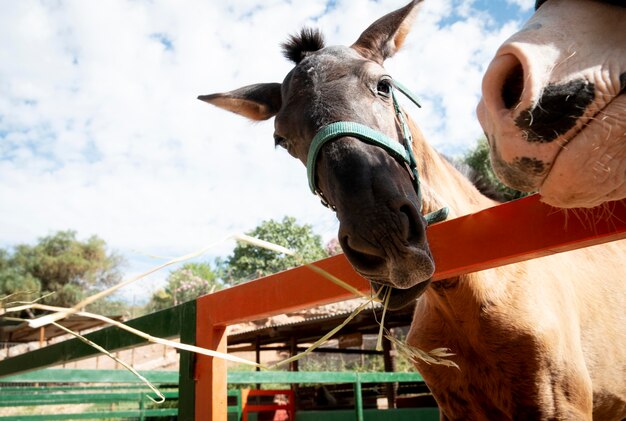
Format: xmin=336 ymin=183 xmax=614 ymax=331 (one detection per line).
xmin=227 ymin=301 xmax=414 ymax=349
xmin=1 ymin=315 xmax=124 ymax=344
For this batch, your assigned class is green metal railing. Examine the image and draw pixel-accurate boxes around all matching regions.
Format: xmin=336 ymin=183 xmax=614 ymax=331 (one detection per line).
xmin=0 ymin=376 xmax=244 ymax=421
xmin=0 ymin=369 xmax=179 ymax=420
xmin=228 ymin=371 xmax=430 ymax=421
xmin=0 ymin=302 xmax=197 ymax=419
xmin=0 ymin=301 xmax=438 ymax=420
xmin=1 ymin=368 xmax=437 ymax=421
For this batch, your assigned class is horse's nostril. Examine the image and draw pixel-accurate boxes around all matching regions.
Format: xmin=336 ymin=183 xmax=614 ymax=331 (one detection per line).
xmin=340 ymin=234 xmax=386 ymax=273
xmin=398 ymin=203 xmax=424 ymax=245
xmin=502 ymin=59 xmax=524 ymax=110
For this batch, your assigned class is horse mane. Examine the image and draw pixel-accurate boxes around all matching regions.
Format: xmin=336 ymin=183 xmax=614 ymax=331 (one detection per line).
xmin=445 ymin=156 xmax=507 ymax=203
xmin=281 ymin=27 xmax=325 ymax=63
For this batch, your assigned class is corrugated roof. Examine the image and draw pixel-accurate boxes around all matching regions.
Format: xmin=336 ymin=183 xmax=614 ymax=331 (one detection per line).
xmin=1 ymin=315 xmax=124 ymax=344
xmin=227 ymin=301 xmax=413 ymax=347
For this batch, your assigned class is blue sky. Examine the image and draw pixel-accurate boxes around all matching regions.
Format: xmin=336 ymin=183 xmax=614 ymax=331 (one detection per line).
xmin=0 ymin=0 xmax=533 ymax=301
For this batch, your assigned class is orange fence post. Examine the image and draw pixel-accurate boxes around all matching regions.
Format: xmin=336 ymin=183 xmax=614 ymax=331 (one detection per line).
xmin=195 ymin=303 xmax=227 ymax=421
xmin=241 ymin=388 xmax=250 ymax=421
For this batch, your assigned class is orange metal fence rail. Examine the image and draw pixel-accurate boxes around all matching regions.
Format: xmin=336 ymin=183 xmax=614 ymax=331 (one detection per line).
xmin=195 ymin=195 xmax=626 ymax=420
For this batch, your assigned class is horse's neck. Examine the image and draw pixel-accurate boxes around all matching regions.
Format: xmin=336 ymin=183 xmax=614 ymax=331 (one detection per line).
xmin=408 ymin=121 xmax=496 ymax=217
xmin=409 ymin=121 xmax=501 ymax=315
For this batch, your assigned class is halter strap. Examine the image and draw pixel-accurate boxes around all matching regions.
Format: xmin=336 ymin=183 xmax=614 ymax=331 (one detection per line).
xmin=307 ymin=122 xmax=416 ymax=194
xmin=392 ymin=79 xmax=422 ymax=109
xmin=306 ymin=79 xmax=448 ymax=225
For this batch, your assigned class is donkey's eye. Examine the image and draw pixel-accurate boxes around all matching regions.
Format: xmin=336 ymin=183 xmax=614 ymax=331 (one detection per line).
xmin=377 ymin=78 xmax=393 ymax=98
xmin=274 ymin=134 xmax=288 ymax=149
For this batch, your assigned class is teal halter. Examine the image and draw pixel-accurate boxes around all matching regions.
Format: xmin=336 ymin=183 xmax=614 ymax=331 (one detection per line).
xmin=306 ymin=79 xmax=448 ymax=225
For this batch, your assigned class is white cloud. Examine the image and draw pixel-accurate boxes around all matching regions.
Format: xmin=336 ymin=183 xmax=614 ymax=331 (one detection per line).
xmin=0 ymin=0 xmax=530 ymax=298
xmin=506 ymin=0 xmax=535 ymax=12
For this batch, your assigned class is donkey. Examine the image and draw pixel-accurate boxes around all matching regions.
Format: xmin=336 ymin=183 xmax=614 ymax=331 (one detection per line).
xmin=199 ymin=1 xmax=626 ymax=419
xmin=477 ymin=0 xmax=626 ymax=209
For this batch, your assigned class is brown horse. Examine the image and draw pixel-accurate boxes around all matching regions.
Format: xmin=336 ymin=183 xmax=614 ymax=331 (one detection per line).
xmin=199 ymin=1 xmax=626 ymax=419
xmin=477 ymin=0 xmax=626 ymax=209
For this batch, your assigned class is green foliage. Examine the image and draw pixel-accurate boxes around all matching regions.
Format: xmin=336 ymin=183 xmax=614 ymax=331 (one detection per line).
xmin=219 ymin=216 xmax=328 ymax=285
xmin=146 ymin=262 xmax=220 ymax=312
xmin=298 ymin=350 xmax=385 ymax=373
xmin=0 ymin=230 xmax=125 ymax=312
xmin=463 ymin=137 xmax=530 ymax=202
xmin=87 ymin=299 xmax=137 ymax=317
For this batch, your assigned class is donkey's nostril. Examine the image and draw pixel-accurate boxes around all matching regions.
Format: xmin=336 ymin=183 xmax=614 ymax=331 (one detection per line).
xmin=502 ymin=58 xmax=524 ymax=110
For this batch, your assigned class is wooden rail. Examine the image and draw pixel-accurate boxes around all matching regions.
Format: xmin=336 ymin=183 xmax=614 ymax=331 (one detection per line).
xmin=195 ymin=195 xmax=626 ymax=420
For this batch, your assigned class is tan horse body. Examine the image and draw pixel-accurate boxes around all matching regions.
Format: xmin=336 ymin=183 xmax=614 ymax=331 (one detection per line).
xmin=200 ymin=1 xmax=626 ymax=419
xmin=407 ymin=120 xmax=626 ymax=420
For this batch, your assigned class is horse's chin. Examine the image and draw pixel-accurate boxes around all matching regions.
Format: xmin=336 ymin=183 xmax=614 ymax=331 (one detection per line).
xmin=362 ymin=249 xmax=435 ymax=310
xmin=336 ymin=199 xmax=435 ymax=308
xmin=538 ymin=94 xmax=626 ymax=208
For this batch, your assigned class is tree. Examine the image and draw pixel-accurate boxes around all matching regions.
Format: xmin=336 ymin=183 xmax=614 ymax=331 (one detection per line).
xmin=219 ymin=216 xmax=328 ymax=285
xmin=146 ymin=262 xmax=220 ymax=312
xmin=463 ymin=138 xmax=530 ymax=202
xmin=0 ymin=230 xmax=125 ymax=312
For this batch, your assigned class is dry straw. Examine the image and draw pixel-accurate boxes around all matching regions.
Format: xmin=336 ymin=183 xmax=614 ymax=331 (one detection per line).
xmin=27 ymin=236 xmax=238 ymax=329
xmin=51 ymin=321 xmax=166 ymax=403
xmin=2 ymin=303 xmax=262 ymax=368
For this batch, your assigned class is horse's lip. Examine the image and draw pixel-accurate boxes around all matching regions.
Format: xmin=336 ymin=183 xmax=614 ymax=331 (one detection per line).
xmin=537 ymin=91 xmax=625 ymax=178
xmin=539 ymin=93 xmax=626 ymax=208
xmin=348 ymin=243 xmax=433 ymax=273
xmin=371 ymin=279 xmax=432 ymax=310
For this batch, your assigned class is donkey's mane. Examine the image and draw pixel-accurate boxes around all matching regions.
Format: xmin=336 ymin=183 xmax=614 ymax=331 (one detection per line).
xmin=281 ymin=27 xmax=325 ymax=63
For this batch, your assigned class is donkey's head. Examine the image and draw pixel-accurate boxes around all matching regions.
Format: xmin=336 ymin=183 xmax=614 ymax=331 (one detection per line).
xmin=200 ymin=1 xmax=432 ymax=308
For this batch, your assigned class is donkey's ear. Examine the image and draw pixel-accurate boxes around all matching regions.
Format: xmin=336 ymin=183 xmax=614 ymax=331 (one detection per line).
xmin=198 ymin=83 xmax=282 ymax=121
xmin=351 ymin=0 xmax=422 ymax=64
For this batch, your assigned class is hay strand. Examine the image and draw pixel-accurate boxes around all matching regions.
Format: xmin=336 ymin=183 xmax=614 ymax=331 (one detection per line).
xmin=2 ymin=303 xmax=261 ymax=368
xmin=304 ymin=263 xmax=373 ymax=300
xmin=51 ymin=321 xmax=166 ymax=403
xmin=267 ymin=300 xmax=371 ymax=369
xmin=28 ymin=234 xmax=290 ymax=329
xmin=386 ymin=332 xmax=459 ymax=369
xmin=375 ymin=286 xmax=391 ymax=352
xmin=234 ymin=234 xmax=295 ymax=255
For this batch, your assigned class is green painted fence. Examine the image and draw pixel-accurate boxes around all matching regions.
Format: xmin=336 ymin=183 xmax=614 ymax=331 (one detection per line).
xmin=0 ymin=302 xmax=197 ymax=419
xmin=0 ymin=300 xmax=438 ymax=420
xmin=1 ymin=369 xmax=438 ymax=421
